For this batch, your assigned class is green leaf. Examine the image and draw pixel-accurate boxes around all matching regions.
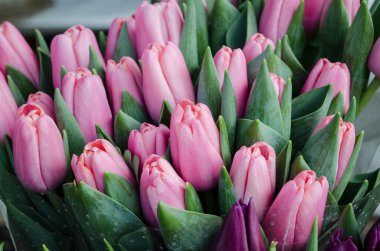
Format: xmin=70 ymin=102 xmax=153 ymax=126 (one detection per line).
xmin=268 ymin=241 xmax=277 ymax=251
xmin=226 ymin=1 xmax=257 ymax=49
xmin=281 ymin=79 xmax=292 ymax=140
xmin=217 ymin=116 xmax=231 ymax=168
xmin=358 ymin=77 xmax=380 ymax=115
xmin=120 ymin=91 xmax=149 ymax=123
xmin=193 ymin=0 xmax=209 ymax=63
xmin=275 ymin=40 xmax=282 ymax=57
xmin=344 ymin=97 xmax=357 ymax=123
xmin=245 ymin=60 xmax=283 ymax=135
xmin=286 ymin=0 xmax=305 ymax=59
xmin=221 ymin=72 xmax=237 ymax=151
xmin=337 ymin=204 xmax=362 ymax=249
xmin=61 ymin=65 xmax=68 ymax=81
xmin=185 ymin=182 xmax=203 ymax=213
xmin=124 ymin=150 xmax=140 ymax=182
xmin=343 ymin=1 xmax=374 ymax=101
xmin=327 ymin=92 xmax=345 ymax=115
xmin=353 ymin=183 xmax=380 ymax=232
xmin=219 ymin=166 xmax=237 ymax=216
xmin=197 ymin=47 xmax=222 ymax=120
xmin=103 ymin=239 xmax=115 ymax=251
xmin=351 ymin=168 xmax=380 ymax=191
xmin=95 ymin=125 xmax=116 ymax=146
xmin=118 ymin=227 xmax=156 ymax=251
xmin=98 ymin=31 xmax=107 ymax=56
xmin=35 ymin=29 xmax=54 ymax=96
xmin=6 ymin=65 xmax=37 ymax=99
xmin=7 ymin=75 xmax=26 ymax=106
xmin=275 ymin=141 xmax=292 ymax=194
xmin=159 ymin=100 xmax=173 ymax=128
xmin=306 ymin=216 xmax=318 ymax=251
xmin=339 ymin=179 xmax=368 ymax=205
xmin=289 ymin=154 xmax=311 ymax=179
xmin=321 ymin=192 xmax=340 ymax=233
xmin=251 ymin=0 xmax=264 ymax=20
xmin=113 ymin=23 xmax=137 ymax=61
xmin=157 ymin=203 xmax=223 ymax=251
xmin=35 ymin=28 xmax=50 ymax=53
xmin=62 ymin=130 xmax=74 ymax=182
xmin=114 ymin=111 xmax=141 ymax=151
xmin=89 ymin=45 xmax=105 ymax=80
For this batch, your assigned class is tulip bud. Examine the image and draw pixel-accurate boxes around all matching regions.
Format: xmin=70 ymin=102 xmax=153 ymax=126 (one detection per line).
xmin=263 ymin=170 xmax=329 ymax=251
xmin=365 ymin=219 xmax=380 ymax=251
xmin=313 ymin=115 xmax=355 ymax=187
xmin=259 ymin=0 xmax=301 ymax=42
xmin=243 ymin=33 xmax=275 ymax=63
xmin=213 ymin=199 xmax=266 ymax=251
xmin=13 ymin=104 xmax=66 ymax=193
xmin=0 ymin=22 xmax=39 ymax=86
xmin=325 ymin=228 xmax=358 ymax=251
xmin=128 ymin=123 xmax=170 ymax=175
xmin=135 ymin=0 xmax=184 ymax=57
xmin=51 ymin=25 xmax=105 ymax=89
xmin=368 ymin=38 xmax=380 ymax=78
xmin=301 ymin=58 xmax=350 ymax=112
xmin=141 ymin=42 xmax=195 ymax=122
xmin=62 ymin=68 xmax=113 ymax=142
xmin=140 ymin=155 xmax=186 ymax=227
xmin=321 ymin=0 xmax=360 ymax=27
xmin=106 ymin=57 xmax=144 ymax=114
xmin=230 ymin=142 xmax=276 ymax=221
xmin=27 ymin=91 xmax=55 ymax=121
xmin=0 ymin=72 xmax=18 ymax=139
xmin=303 ymin=0 xmax=325 ymax=33
xmin=170 ymin=100 xmax=223 ymax=190
xmin=71 ymin=139 xmax=135 ymax=192
xmin=105 ymin=16 xmax=136 ymax=60
xmin=214 ymin=46 xmax=248 ymax=117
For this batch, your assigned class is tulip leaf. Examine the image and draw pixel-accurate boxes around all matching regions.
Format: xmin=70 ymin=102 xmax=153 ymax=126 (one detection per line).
xmin=185 ymin=182 xmax=203 ymax=213
xmin=197 ymin=47 xmax=222 ymax=120
xmin=291 ymin=85 xmax=333 ymax=151
xmin=35 ymin=28 xmax=49 ymax=53
xmin=343 ymin=1 xmax=374 ymax=102
xmin=118 ymin=227 xmax=156 ymax=251
xmin=121 ymin=92 xmax=150 ymax=124
xmin=344 ymin=97 xmax=357 ymax=123
xmin=372 ymin=0 xmax=380 ymax=37
xmin=113 ymin=23 xmax=137 ymax=62
xmin=157 ymin=202 xmax=223 ymax=251
xmin=209 ymin=0 xmax=239 ymax=53
xmin=286 ymin=0 xmax=305 ymax=59
xmin=159 ymin=100 xmax=173 ymax=128
xmin=358 ymin=77 xmax=380 ymax=115
xmin=333 ymin=131 xmax=364 ymax=201
xmin=327 ymin=92 xmax=345 ymax=115
xmin=281 ymin=79 xmax=292 ymax=140
xmin=275 ymin=40 xmax=282 ymax=57
xmin=0 ymin=140 xmax=12 ymax=174
xmin=7 ymin=75 xmax=26 ymax=106
xmin=98 ymin=31 xmax=107 ymax=56
xmin=353 ymin=183 xmax=380 ymax=232
xmin=89 ymin=45 xmax=105 ymax=81
xmin=321 ymin=192 xmax=340 ymax=233
xmin=268 ymin=241 xmax=277 ymax=251
xmin=320 ymin=0 xmax=349 ymax=61
xmin=337 ymin=204 xmax=362 ymax=248
xmin=340 ymin=179 xmax=369 ymax=205
xmin=6 ymin=65 xmax=37 ymax=99
xmin=3 ymin=136 xmax=13 ymax=169
xmin=219 ymin=166 xmax=237 ymax=216
xmin=63 ymin=182 xmax=145 ymax=250
xmin=246 ymin=60 xmax=283 ymax=135
xmin=104 ymin=239 xmax=115 ymax=251
xmin=235 ymin=119 xmax=287 ymax=154
xmin=35 ymin=30 xmax=54 ymax=96
xmin=180 ymin=0 xmax=199 ymax=77
xmin=275 ymin=141 xmax=292 ymax=194
xmin=124 ymin=150 xmax=140 ymax=182
xmin=221 ymin=72 xmax=237 ymax=151
xmin=226 ymin=0 xmax=257 ymax=49
xmin=302 ymin=113 xmax=341 ymax=190
xmin=351 ymin=168 xmax=380 ymax=191
xmin=114 ymin=111 xmax=141 ymax=151
xmin=62 ymin=130 xmax=74 ymax=182
xmin=289 ymin=154 xmax=311 ymax=179
xmin=0 ymin=243 xmax=3 ymax=251
xmin=95 ymin=125 xmax=116 ymax=146
xmin=306 ymin=216 xmax=318 ymax=251
xmin=217 ymin=116 xmax=232 ymax=168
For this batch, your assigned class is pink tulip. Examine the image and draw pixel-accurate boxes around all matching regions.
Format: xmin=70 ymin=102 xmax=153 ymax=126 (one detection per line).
xmin=141 ymin=42 xmax=195 ymax=122
xmin=106 ymin=57 xmax=144 ymax=114
xmin=128 ymin=123 xmax=170 ymax=176
xmin=105 ymin=16 xmax=136 ymax=60
xmin=368 ymin=38 xmax=380 ymax=78
xmin=230 ymin=142 xmax=276 ymax=221
xmin=135 ymin=0 xmax=184 ymax=57
xmin=313 ymin=115 xmax=355 ymax=187
xmin=214 ymin=46 xmax=248 ymax=117
xmin=27 ymin=91 xmax=55 ymax=121
xmin=0 ymin=22 xmax=39 ymax=86
xmin=321 ymin=0 xmax=360 ymax=27
xmin=263 ymin=170 xmax=329 ymax=251
xmin=303 ymin=0 xmax=326 ymax=33
xmin=301 ymin=58 xmax=350 ymax=112
xmin=71 ymin=139 xmax=136 ymax=192
xmin=170 ymin=99 xmax=223 ymax=190
xmin=62 ymin=68 xmax=113 ymax=142
xmin=140 ymin=155 xmax=186 ymax=227
xmin=243 ymin=33 xmax=275 ymax=63
xmin=51 ymin=25 xmax=105 ymax=89
xmin=0 ymin=72 xmax=17 ymax=140
xmin=13 ymin=104 xmax=66 ymax=193
xmin=259 ymin=0 xmax=301 ymax=42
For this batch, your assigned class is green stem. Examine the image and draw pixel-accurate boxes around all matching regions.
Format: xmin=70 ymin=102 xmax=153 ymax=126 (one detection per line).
xmin=357 ymin=77 xmax=380 ymax=115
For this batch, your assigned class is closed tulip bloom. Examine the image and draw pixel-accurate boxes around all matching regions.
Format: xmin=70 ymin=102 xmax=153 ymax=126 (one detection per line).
xmin=51 ymin=25 xmax=105 ymax=89
xmin=365 ymin=219 xmax=380 ymax=251
xmin=214 ymin=46 xmax=248 ymax=117
xmin=368 ymin=38 xmax=380 ymax=78
xmin=0 ymin=72 xmax=17 ymax=139
xmin=27 ymin=91 xmax=55 ymax=121
xmin=321 ymin=0 xmax=360 ymax=26
xmin=263 ymin=170 xmax=329 ymax=251
xmin=71 ymin=139 xmax=135 ymax=192
xmin=135 ymin=0 xmax=183 ymax=57
xmin=325 ymin=229 xmax=358 ymax=251
xmin=142 ymin=42 xmax=195 ymax=122
xmin=259 ymin=0 xmax=301 ymax=42
xmin=140 ymin=155 xmax=186 ymax=227
xmin=170 ymin=100 xmax=223 ymax=190
xmin=0 ymin=22 xmax=39 ymax=86
xmin=243 ymin=33 xmax=275 ymax=63
xmin=62 ymin=68 xmax=113 ymax=142
xmin=13 ymin=104 xmax=66 ymax=193
xmin=313 ymin=115 xmax=355 ymax=187
xmin=128 ymin=123 xmax=170 ymax=175
xmin=230 ymin=142 xmax=276 ymax=221
xmin=105 ymin=16 xmax=136 ymax=60
xmin=301 ymin=58 xmax=350 ymax=112
xmin=303 ymin=0 xmax=325 ymax=33
xmin=213 ymin=199 xmax=265 ymax=251
xmin=106 ymin=57 xmax=144 ymax=114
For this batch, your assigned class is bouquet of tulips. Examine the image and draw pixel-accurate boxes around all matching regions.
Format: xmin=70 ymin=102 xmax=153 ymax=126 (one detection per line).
xmin=1 ymin=0 xmax=380 ymax=250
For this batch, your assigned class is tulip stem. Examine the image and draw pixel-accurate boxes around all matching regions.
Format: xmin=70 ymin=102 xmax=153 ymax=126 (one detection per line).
xmin=357 ymin=77 xmax=380 ymax=115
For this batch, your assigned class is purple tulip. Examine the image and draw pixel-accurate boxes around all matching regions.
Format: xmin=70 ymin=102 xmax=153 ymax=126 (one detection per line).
xmin=321 ymin=0 xmax=360 ymax=27
xmin=0 ymin=72 xmax=18 ymax=140
xmin=325 ymin=228 xmax=358 ymax=251
xmin=27 ymin=91 xmax=55 ymax=121
xmin=303 ymin=0 xmax=326 ymax=33
xmin=61 ymin=68 xmax=113 ymax=142
xmin=243 ymin=33 xmax=275 ymax=63
xmin=213 ymin=199 xmax=265 ymax=251
xmin=13 ymin=104 xmax=66 ymax=193
xmin=368 ymin=38 xmax=380 ymax=78
xmin=364 ymin=219 xmax=380 ymax=251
